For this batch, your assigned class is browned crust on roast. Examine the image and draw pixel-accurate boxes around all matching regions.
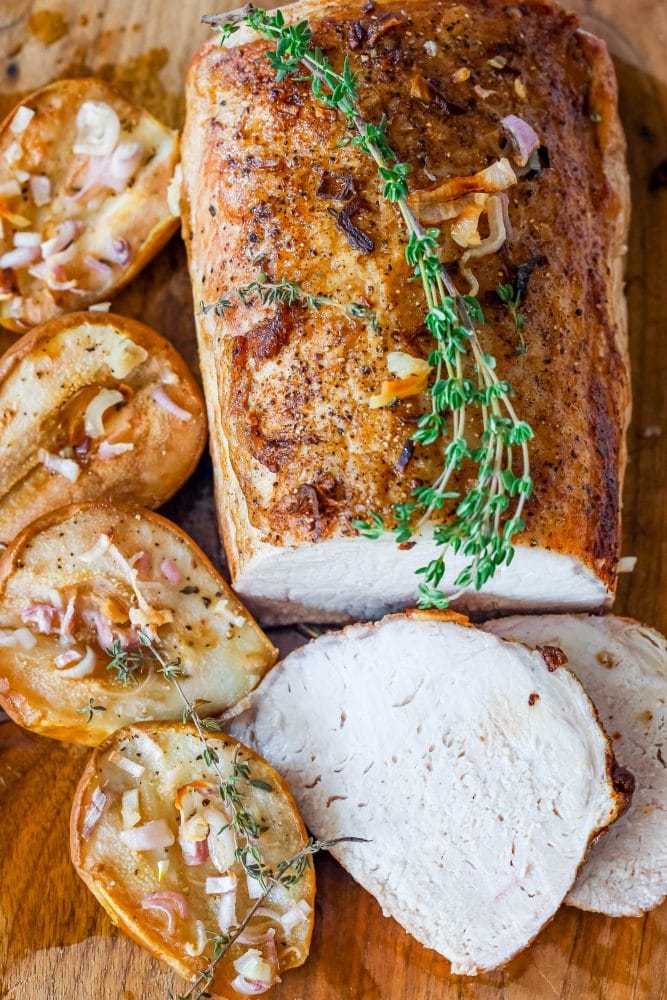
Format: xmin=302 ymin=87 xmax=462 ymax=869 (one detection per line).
xmin=70 ymin=721 xmax=314 ymax=983
xmin=183 ymin=0 xmax=630 ymax=594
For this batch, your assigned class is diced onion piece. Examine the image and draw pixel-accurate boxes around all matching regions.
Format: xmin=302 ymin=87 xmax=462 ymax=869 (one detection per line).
xmin=618 ymin=556 xmax=637 ymax=573
xmin=0 ymin=245 xmax=40 ymax=269
xmin=13 ymin=231 xmax=41 ymax=247
xmin=0 ymin=627 xmax=37 ymax=650
xmin=82 ymin=786 xmax=108 ymax=839
xmin=107 ymin=237 xmax=131 ymax=266
xmin=157 ymin=859 xmax=170 ymax=882
xmin=41 ymin=220 xmax=84 ymax=258
xmin=98 ymin=439 xmax=134 ymax=459
xmin=119 ymin=818 xmax=174 ymax=851
xmin=89 ymin=301 xmax=112 ymax=312
xmin=84 ymin=388 xmax=124 ymax=438
xmin=450 ymin=201 xmax=486 ymax=248
xmin=5 ymin=142 xmax=22 ymax=165
xmin=207 ymin=812 xmax=236 ymax=872
xmin=160 ymin=558 xmax=181 ymax=586
xmin=212 ymin=598 xmax=246 ymax=629
xmin=167 ymin=163 xmax=182 ymax=217
xmin=108 ymin=750 xmax=145 ymax=778
xmin=501 ymin=114 xmax=540 ymax=168
xmin=56 ymin=645 xmax=96 ymax=678
xmin=152 ymin=386 xmax=192 ymax=422
xmin=386 ymin=351 xmax=432 ymax=379
xmin=10 ymin=106 xmax=34 ymax=134
xmin=29 ymin=174 xmax=51 ymax=205
xmin=79 ymin=533 xmax=112 ymax=564
xmin=229 ymin=976 xmax=272 ymax=996
xmin=409 ymin=157 xmax=517 ymax=221
xmin=108 ymin=337 xmax=148 ymax=378
xmin=217 ymin=884 xmax=238 ymax=933
xmin=14 ymin=169 xmax=30 ymax=183
xmin=140 ymin=891 xmax=189 ymax=934
xmin=122 ymin=788 xmax=141 ymax=829
xmin=21 ymin=602 xmax=58 ymax=633
xmin=54 ymin=649 xmax=80 ymax=669
xmin=108 ymin=141 xmax=143 ymax=190
xmin=73 ymin=101 xmax=120 ymax=157
xmin=369 ymin=371 xmax=431 ymax=409
xmin=246 ymin=871 xmax=265 ymax=900
xmin=0 ymin=179 xmax=21 ymax=199
xmin=280 ymin=900 xmax=312 ymax=933
xmin=185 ymin=919 xmax=207 ymax=958
xmin=206 ymin=872 xmax=238 ymax=895
xmin=38 ymin=448 xmax=80 ymax=482
xmin=462 ymin=195 xmax=506 ymax=263
xmin=84 ymin=255 xmax=113 ymax=281
xmin=233 ymin=950 xmax=273 ymax=986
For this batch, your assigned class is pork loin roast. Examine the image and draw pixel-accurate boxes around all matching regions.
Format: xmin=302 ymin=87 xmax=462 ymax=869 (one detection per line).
xmin=182 ymin=0 xmax=630 ymax=624
xmin=485 ymin=614 xmax=667 ymax=917
xmin=228 ymin=612 xmax=631 ymax=973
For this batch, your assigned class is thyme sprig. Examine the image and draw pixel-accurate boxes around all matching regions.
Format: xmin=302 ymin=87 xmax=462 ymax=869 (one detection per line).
xmin=205 ymin=4 xmax=534 ymax=607
xmin=496 ymin=283 xmax=527 ymax=355
xmin=76 ymin=698 xmax=107 ymax=723
xmin=201 ymin=272 xmax=378 ymax=330
xmin=174 ymin=835 xmax=367 ymax=1000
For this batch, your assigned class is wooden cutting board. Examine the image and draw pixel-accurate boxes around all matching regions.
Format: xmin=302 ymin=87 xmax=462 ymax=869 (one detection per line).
xmin=0 ymin=0 xmax=666 ymax=997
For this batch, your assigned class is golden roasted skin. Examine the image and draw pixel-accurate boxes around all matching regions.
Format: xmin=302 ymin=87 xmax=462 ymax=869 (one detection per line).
xmin=183 ymin=0 xmax=629 ymax=592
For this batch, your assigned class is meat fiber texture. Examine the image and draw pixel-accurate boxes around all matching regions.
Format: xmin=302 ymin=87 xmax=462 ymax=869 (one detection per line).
xmin=228 ymin=613 xmax=628 ymax=973
xmin=485 ymin=614 xmax=667 ymax=917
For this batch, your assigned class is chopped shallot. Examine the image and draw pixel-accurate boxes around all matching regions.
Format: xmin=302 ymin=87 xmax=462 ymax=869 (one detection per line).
xmin=73 ymin=101 xmax=120 ymax=157
xmin=84 ymin=255 xmax=113 ymax=281
xmin=152 ymin=386 xmax=192 ymax=422
xmin=119 ymin=818 xmax=175 ymax=851
xmin=386 ymin=351 xmax=432 ymax=379
xmin=233 ymin=950 xmax=274 ymax=986
xmin=82 ymin=786 xmax=109 ymax=839
xmin=122 ymin=788 xmax=141 ymax=829
xmin=501 ymin=115 xmax=540 ymax=168
xmin=0 ymin=245 xmax=40 ymax=269
xmin=0 ymin=627 xmax=37 ymax=650
xmin=98 ymin=440 xmax=134 ymax=459
xmin=80 ymin=533 xmax=112 ymax=564
xmin=108 ymin=750 xmax=145 ymax=778
xmin=14 ymin=231 xmax=41 ymax=247
xmin=237 ymin=927 xmax=277 ymax=947
xmin=41 ymin=220 xmax=84 ymax=259
xmin=10 ymin=106 xmax=34 ymax=134
xmin=140 ymin=891 xmax=189 ymax=934
xmin=185 ymin=920 xmax=208 ymax=958
xmin=56 ymin=645 xmax=96 ymax=678
xmin=107 ymin=237 xmax=131 ymax=266
xmin=89 ymin=301 xmax=112 ymax=312
xmin=29 ymin=174 xmax=51 ymax=205
xmin=229 ymin=976 xmax=272 ymax=996
xmin=206 ymin=872 xmax=238 ymax=895
xmin=84 ymin=388 xmax=124 ymax=438
xmin=0 ymin=179 xmax=21 ymax=199
xmin=409 ymin=158 xmax=516 ymax=221
xmin=108 ymin=142 xmax=143 ymax=191
xmin=21 ymin=603 xmax=58 ymax=633
xmin=108 ymin=337 xmax=148 ymax=378
xmin=54 ymin=649 xmax=80 ymax=669
xmin=160 ymin=558 xmax=181 ymax=586
xmin=279 ymin=900 xmax=312 ymax=933
xmin=38 ymin=448 xmax=80 ymax=482
xmin=462 ymin=195 xmax=506 ymax=264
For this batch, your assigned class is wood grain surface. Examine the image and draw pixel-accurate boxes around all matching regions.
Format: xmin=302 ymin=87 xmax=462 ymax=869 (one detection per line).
xmin=0 ymin=0 xmax=666 ymax=997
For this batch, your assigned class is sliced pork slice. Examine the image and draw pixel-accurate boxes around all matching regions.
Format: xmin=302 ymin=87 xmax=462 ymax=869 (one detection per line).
xmin=228 ymin=611 xmax=630 ymax=974
xmin=484 ymin=614 xmax=666 ymax=917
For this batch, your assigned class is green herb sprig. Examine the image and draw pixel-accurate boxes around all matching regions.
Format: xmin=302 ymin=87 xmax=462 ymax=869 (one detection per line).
xmin=204 ymin=4 xmax=533 ymax=606
xmin=76 ymin=698 xmax=107 ymax=723
xmin=201 ymin=271 xmax=378 ymax=331
xmin=496 ymin=283 xmax=527 ymax=355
